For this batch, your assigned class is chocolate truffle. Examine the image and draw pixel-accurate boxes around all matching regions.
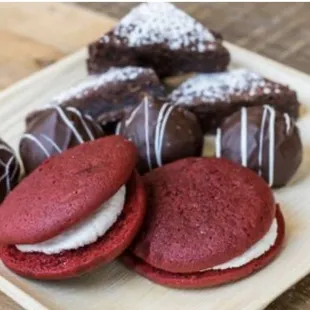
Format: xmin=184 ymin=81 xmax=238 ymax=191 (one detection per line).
xmin=28 ymin=67 xmax=165 ymax=134
xmin=20 ymin=106 xmax=104 ymax=175
xmin=169 ymin=69 xmax=300 ymax=133
xmin=0 ymin=139 xmax=20 ymax=203
xmin=87 ymin=3 xmax=230 ymax=78
xmin=117 ymin=95 xmax=203 ymax=174
xmin=216 ymin=105 xmax=302 ymax=188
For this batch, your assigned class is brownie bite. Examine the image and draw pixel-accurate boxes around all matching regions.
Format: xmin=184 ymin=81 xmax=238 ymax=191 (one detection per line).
xmin=87 ymin=3 xmax=230 ymax=78
xmin=44 ymin=67 xmax=165 ymax=133
xmin=169 ymin=69 xmax=300 ymax=133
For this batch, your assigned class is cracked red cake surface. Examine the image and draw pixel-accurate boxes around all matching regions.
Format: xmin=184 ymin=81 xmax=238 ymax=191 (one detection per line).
xmin=123 ymin=157 xmax=285 ymax=288
xmin=123 ymin=207 xmax=284 ymax=288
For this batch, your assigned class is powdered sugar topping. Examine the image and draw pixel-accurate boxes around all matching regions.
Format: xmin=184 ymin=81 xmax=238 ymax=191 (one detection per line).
xmin=101 ymin=2 xmax=215 ymax=51
xmin=52 ymin=67 xmax=152 ymax=104
xmin=170 ymin=69 xmax=283 ymax=105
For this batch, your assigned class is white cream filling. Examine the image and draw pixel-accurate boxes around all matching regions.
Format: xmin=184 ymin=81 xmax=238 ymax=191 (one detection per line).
xmin=16 ymin=185 xmax=126 ymax=255
xmin=201 ymin=218 xmax=278 ymax=271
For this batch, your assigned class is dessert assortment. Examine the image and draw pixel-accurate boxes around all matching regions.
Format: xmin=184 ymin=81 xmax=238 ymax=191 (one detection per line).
xmin=0 ymin=2 xmax=305 ymax=291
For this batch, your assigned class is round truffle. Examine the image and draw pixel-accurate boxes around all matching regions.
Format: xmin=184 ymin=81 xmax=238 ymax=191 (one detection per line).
xmin=123 ymin=157 xmax=285 ymax=288
xmin=0 ymin=139 xmax=20 ymax=203
xmin=117 ymin=94 xmax=203 ymax=174
xmin=216 ymin=105 xmax=302 ymax=187
xmin=20 ymin=106 xmax=104 ymax=175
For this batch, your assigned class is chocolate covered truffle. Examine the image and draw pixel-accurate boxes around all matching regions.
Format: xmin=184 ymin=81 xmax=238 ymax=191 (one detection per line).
xmin=216 ymin=105 xmax=302 ymax=187
xmin=20 ymin=106 xmax=104 ymax=175
xmin=117 ymin=95 xmax=203 ymax=174
xmin=29 ymin=67 xmax=165 ymax=134
xmin=169 ymin=69 xmax=300 ymax=133
xmin=0 ymin=139 xmax=20 ymax=203
xmin=87 ymin=3 xmax=230 ymax=78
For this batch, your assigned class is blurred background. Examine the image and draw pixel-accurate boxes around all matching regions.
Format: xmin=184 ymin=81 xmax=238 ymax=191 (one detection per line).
xmin=0 ymin=2 xmax=309 ymax=91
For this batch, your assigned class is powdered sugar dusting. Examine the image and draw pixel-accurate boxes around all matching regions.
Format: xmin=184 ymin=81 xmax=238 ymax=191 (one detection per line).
xmin=52 ymin=67 xmax=152 ymax=104
xmin=101 ymin=2 xmax=215 ymax=51
xmin=170 ymin=69 xmax=282 ymax=105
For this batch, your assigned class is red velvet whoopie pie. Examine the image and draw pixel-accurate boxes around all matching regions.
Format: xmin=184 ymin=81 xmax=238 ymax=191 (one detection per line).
xmin=123 ymin=157 xmax=285 ymax=288
xmin=0 ymin=136 xmax=146 ymax=279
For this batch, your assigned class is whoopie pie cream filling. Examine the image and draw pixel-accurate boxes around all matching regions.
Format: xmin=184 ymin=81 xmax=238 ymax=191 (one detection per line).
xmin=132 ymin=216 xmax=278 ymax=272
xmin=201 ymin=218 xmax=278 ymax=271
xmin=16 ymin=185 xmax=126 ymax=255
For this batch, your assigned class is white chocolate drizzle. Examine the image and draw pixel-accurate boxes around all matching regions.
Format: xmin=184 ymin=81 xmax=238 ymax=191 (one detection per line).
xmin=266 ymin=106 xmax=276 ymax=186
xmin=120 ymin=97 xmax=176 ymax=171
xmin=115 ymin=122 xmax=122 ymax=135
xmin=283 ymin=113 xmax=291 ymax=134
xmin=40 ymin=134 xmax=62 ymax=154
xmin=0 ymin=144 xmax=19 ymax=193
xmin=258 ymin=107 xmax=268 ymax=176
xmin=20 ymin=106 xmax=99 ymax=160
xmin=155 ymin=104 xmax=175 ymax=167
xmin=215 ymin=128 xmax=221 ymax=158
xmin=53 ymin=106 xmax=84 ymax=143
xmin=216 ymin=105 xmax=289 ymax=187
xmin=143 ymin=97 xmax=152 ymax=171
xmin=240 ymin=107 xmax=248 ymax=167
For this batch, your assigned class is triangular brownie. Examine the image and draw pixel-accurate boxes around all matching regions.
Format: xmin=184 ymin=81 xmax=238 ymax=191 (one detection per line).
xmin=87 ymin=3 xmax=230 ymax=78
xmin=169 ymin=69 xmax=300 ymax=132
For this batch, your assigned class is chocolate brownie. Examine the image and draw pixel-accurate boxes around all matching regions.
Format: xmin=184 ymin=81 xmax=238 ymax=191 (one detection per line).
xmin=87 ymin=3 xmax=230 ymax=78
xmin=216 ymin=105 xmax=303 ymax=187
xmin=46 ymin=66 xmax=165 ymax=133
xmin=169 ymin=69 xmax=300 ymax=132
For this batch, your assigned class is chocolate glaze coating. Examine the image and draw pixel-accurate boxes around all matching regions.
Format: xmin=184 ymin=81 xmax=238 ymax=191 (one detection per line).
xmin=20 ymin=106 xmax=104 ymax=175
xmin=217 ymin=106 xmax=302 ymax=187
xmin=0 ymin=139 xmax=20 ymax=203
xmin=117 ymin=94 xmax=203 ymax=174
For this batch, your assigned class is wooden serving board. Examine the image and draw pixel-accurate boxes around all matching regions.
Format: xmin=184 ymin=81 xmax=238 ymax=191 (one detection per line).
xmin=1 ymin=4 xmax=310 ymax=310
xmin=0 ymin=3 xmax=116 ymax=90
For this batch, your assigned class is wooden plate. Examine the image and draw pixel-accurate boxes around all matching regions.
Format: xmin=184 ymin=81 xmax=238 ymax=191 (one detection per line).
xmin=0 ymin=42 xmax=310 ymax=310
